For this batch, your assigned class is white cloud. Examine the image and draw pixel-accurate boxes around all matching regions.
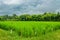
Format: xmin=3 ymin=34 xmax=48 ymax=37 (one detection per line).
xmin=2 ymin=0 xmax=24 ymax=5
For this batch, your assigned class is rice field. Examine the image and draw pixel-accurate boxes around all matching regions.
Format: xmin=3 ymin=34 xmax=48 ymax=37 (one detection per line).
xmin=0 ymin=21 xmax=60 ymax=40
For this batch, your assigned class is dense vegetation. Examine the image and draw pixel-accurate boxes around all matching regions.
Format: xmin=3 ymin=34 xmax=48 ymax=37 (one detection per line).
xmin=0 ymin=12 xmax=60 ymax=40
xmin=0 ymin=28 xmax=60 ymax=40
xmin=0 ymin=21 xmax=60 ymax=40
xmin=0 ymin=21 xmax=60 ymax=37
xmin=0 ymin=12 xmax=60 ymax=21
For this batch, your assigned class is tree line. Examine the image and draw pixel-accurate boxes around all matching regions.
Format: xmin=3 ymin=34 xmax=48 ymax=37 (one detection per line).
xmin=0 ymin=12 xmax=60 ymax=21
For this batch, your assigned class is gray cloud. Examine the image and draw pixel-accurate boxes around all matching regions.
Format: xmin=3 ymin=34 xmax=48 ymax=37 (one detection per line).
xmin=0 ymin=0 xmax=60 ymax=15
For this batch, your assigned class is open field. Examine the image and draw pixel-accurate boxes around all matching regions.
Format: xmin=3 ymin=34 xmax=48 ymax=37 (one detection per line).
xmin=0 ymin=21 xmax=60 ymax=40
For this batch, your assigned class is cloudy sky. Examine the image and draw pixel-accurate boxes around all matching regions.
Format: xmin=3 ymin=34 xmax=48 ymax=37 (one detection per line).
xmin=0 ymin=0 xmax=60 ymax=15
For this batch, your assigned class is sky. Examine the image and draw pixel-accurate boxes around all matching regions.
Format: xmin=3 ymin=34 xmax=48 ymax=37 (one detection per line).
xmin=0 ymin=0 xmax=60 ymax=15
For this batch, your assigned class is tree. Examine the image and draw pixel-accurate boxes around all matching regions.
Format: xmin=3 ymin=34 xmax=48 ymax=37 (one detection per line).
xmin=19 ymin=14 xmax=31 ymax=21
xmin=2 ymin=15 xmax=9 ymax=21
xmin=0 ymin=12 xmax=60 ymax=21
xmin=12 ymin=14 xmax=18 ymax=21
xmin=31 ymin=15 xmax=37 ymax=21
xmin=36 ymin=15 xmax=42 ymax=21
xmin=55 ymin=12 xmax=60 ymax=21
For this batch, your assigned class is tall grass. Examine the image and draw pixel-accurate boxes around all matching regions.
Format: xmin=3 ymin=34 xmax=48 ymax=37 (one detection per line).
xmin=0 ymin=21 xmax=60 ymax=37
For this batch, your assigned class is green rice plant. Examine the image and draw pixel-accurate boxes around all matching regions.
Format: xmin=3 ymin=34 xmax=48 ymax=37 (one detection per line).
xmin=0 ymin=21 xmax=60 ymax=37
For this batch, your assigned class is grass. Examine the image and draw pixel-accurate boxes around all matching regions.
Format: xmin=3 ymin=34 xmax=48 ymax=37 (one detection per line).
xmin=0 ymin=29 xmax=20 ymax=40
xmin=0 ymin=21 xmax=60 ymax=40
xmin=20 ymin=30 xmax=60 ymax=40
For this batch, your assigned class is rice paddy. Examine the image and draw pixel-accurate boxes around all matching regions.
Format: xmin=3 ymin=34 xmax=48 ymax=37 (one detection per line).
xmin=0 ymin=21 xmax=60 ymax=40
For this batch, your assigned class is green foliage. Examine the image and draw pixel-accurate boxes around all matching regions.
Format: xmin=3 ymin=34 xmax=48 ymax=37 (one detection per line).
xmin=19 ymin=14 xmax=31 ymax=21
xmin=0 ymin=29 xmax=20 ymax=40
xmin=0 ymin=21 xmax=60 ymax=37
xmin=0 ymin=12 xmax=60 ymax=21
xmin=0 ymin=21 xmax=60 ymax=40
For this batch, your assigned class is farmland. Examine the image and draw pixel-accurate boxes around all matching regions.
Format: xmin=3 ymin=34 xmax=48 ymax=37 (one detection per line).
xmin=0 ymin=21 xmax=60 ymax=40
